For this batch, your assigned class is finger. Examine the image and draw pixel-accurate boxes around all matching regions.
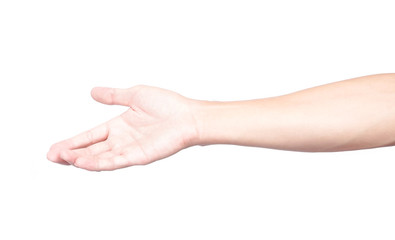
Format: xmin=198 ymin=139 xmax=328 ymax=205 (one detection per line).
xmin=60 ymin=124 xmax=109 ymax=150
xmin=59 ymin=150 xmax=97 ymax=170
xmin=74 ymin=141 xmax=112 ymax=158
xmin=47 ymin=145 xmax=73 ymax=164
xmin=91 ymin=87 xmax=140 ymax=106
xmin=74 ymin=152 xmax=117 ymax=171
xmin=47 ymin=124 xmax=109 ymax=163
xmin=46 ymin=150 xmax=70 ymax=165
xmin=47 ymin=145 xmax=71 ymax=165
xmin=95 ymin=152 xmax=135 ymax=171
xmin=63 ymin=150 xmax=118 ymax=171
xmin=60 ymin=140 xmax=111 ymax=164
xmin=66 ymin=143 xmax=150 ymax=171
xmin=70 ymin=145 xmax=145 ymax=171
xmin=59 ymin=149 xmax=78 ymax=165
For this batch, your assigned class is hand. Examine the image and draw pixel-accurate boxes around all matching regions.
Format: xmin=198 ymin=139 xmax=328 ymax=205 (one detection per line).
xmin=47 ymin=85 xmax=199 ymax=171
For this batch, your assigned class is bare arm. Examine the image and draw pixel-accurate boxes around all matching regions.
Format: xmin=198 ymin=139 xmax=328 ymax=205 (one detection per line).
xmin=47 ymin=73 xmax=395 ymax=171
xmin=193 ymin=73 xmax=395 ymax=151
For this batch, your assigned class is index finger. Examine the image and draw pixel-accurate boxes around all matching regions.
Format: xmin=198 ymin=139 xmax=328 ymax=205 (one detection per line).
xmin=47 ymin=123 xmax=109 ymax=163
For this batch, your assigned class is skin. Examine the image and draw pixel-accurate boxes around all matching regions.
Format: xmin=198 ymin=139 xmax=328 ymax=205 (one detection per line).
xmin=47 ymin=73 xmax=395 ymax=171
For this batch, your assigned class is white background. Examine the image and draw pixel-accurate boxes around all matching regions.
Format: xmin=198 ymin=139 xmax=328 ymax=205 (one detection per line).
xmin=1 ymin=0 xmax=394 ymax=239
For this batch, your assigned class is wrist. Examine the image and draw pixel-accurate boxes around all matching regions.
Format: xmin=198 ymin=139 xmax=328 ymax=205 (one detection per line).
xmin=188 ymin=100 xmax=211 ymax=146
xmin=187 ymin=97 xmax=276 ymax=148
xmin=188 ymin=99 xmax=231 ymax=146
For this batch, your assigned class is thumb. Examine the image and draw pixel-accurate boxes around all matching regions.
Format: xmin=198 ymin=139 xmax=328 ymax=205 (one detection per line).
xmin=91 ymin=87 xmax=133 ymax=106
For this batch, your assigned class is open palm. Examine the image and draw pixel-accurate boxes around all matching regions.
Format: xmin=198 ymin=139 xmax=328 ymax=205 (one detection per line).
xmin=47 ymin=85 xmax=198 ymax=171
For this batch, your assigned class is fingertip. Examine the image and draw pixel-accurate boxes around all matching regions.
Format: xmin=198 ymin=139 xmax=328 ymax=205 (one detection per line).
xmin=91 ymin=86 xmax=113 ymax=104
xmin=47 ymin=143 xmax=61 ymax=161
xmin=60 ymin=149 xmax=77 ymax=165
xmin=47 ymin=148 xmax=57 ymax=162
xmin=47 ymin=144 xmax=71 ymax=165
xmin=72 ymin=156 xmax=100 ymax=171
xmin=91 ymin=87 xmax=104 ymax=98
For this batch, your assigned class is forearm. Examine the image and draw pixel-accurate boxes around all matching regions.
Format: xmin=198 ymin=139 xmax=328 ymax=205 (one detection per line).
xmin=191 ymin=73 xmax=395 ymax=152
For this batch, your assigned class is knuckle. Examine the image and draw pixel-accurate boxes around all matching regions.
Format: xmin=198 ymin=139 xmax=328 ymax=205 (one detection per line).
xmin=108 ymin=88 xmax=116 ymax=104
xmin=85 ymin=130 xmax=94 ymax=143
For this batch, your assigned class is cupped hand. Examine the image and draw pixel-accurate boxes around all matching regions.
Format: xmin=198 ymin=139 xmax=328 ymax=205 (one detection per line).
xmin=47 ymin=85 xmax=199 ymax=171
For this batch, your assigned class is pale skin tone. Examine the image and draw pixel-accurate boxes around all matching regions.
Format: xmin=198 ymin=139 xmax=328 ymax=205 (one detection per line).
xmin=47 ymin=73 xmax=395 ymax=171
